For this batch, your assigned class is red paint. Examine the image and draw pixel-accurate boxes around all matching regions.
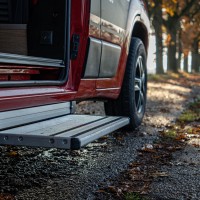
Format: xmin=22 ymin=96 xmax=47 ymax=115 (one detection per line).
xmin=0 ymin=0 xmax=149 ymax=111
xmin=0 ymin=75 xmax=8 ymax=81
xmin=66 ymin=0 xmax=91 ymax=91
xmin=75 ymin=80 xmax=96 ymax=100
xmin=10 ymin=75 xmax=31 ymax=81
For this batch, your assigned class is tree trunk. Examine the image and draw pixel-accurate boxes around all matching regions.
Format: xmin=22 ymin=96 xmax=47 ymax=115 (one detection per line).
xmin=154 ymin=24 xmax=164 ymax=74
xmin=191 ymin=39 xmax=200 ymax=72
xmin=167 ymin=20 xmax=178 ymax=72
xmin=177 ymin=31 xmax=182 ymax=70
xmin=151 ymin=5 xmax=164 ymax=74
xmin=177 ymin=48 xmax=182 ymax=71
xmin=167 ymin=42 xmax=177 ymax=72
xmin=184 ymin=56 xmax=188 ymax=73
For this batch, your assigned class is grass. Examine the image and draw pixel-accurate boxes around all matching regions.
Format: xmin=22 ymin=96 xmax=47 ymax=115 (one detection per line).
xmin=148 ymin=72 xmax=183 ymax=81
xmin=178 ymin=98 xmax=200 ymax=123
xmin=178 ymin=111 xmax=199 ymax=123
xmin=148 ymin=74 xmax=169 ymax=81
xmin=159 ymin=98 xmax=200 ymax=143
xmin=148 ymin=71 xmax=199 ymax=82
xmin=162 ymin=129 xmax=177 ymax=139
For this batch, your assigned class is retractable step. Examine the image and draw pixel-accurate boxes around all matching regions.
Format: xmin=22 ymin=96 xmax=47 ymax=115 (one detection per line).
xmin=0 ymin=103 xmax=129 ymax=150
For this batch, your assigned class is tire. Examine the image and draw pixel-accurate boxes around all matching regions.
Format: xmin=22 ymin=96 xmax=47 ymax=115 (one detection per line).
xmin=104 ymin=37 xmax=147 ymax=130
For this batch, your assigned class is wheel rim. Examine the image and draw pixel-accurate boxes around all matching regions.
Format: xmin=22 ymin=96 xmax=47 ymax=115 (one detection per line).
xmin=134 ymin=56 xmax=146 ymax=114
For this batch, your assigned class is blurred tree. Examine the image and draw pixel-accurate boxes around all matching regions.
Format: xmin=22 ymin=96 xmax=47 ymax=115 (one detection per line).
xmin=181 ymin=16 xmax=192 ymax=72
xmin=145 ymin=0 xmax=164 ymax=74
xmin=162 ymin=0 xmax=198 ymax=72
xmin=184 ymin=54 xmax=189 ymax=72
xmin=190 ymin=12 xmax=200 ymax=72
xmin=177 ymin=31 xmax=183 ymax=70
xmin=191 ymin=37 xmax=200 ymax=72
xmin=145 ymin=0 xmax=199 ymax=73
xmin=181 ymin=5 xmax=200 ymax=72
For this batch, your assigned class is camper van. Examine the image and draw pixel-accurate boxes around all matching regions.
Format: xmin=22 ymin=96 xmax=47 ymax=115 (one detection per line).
xmin=0 ymin=0 xmax=150 ymax=149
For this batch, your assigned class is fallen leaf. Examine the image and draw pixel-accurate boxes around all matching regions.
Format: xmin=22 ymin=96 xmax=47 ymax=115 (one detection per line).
xmin=107 ymin=186 xmax=117 ymax=193
xmin=96 ymin=190 xmax=106 ymax=193
xmin=176 ymin=134 xmax=187 ymax=141
xmin=7 ymin=151 xmax=18 ymax=157
xmin=0 ymin=194 xmax=15 ymax=200
xmin=150 ymin=172 xmax=169 ymax=178
xmin=129 ymin=162 xmax=141 ymax=167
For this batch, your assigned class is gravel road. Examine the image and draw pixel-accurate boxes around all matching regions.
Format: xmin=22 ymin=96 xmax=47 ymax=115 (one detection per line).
xmin=149 ymin=145 xmax=200 ymax=200
xmin=0 ymin=74 xmax=199 ymax=200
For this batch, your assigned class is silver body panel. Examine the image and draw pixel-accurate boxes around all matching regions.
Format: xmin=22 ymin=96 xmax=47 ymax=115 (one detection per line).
xmin=99 ymin=41 xmax=121 ymax=78
xmin=101 ymin=0 xmax=130 ymax=30
xmin=84 ymin=37 xmax=121 ymax=78
xmin=84 ymin=38 xmax=101 ymax=78
xmin=90 ymin=0 xmax=101 ymax=18
xmin=86 ymin=0 xmax=131 ymax=78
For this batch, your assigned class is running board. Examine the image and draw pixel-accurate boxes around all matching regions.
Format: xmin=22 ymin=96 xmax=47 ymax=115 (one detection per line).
xmin=0 ymin=105 xmax=129 ymax=149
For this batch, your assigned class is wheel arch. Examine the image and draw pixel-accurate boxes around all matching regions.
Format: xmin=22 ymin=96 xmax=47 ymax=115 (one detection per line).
xmin=131 ymin=21 xmax=149 ymax=55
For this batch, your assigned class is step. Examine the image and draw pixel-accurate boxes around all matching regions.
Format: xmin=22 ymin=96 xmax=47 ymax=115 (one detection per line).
xmin=0 ymin=104 xmax=129 ymax=149
xmin=0 ymin=102 xmax=72 ymax=131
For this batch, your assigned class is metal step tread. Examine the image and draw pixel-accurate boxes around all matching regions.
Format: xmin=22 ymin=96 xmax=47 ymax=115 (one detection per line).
xmin=0 ymin=114 xmax=129 ymax=149
xmin=0 ymin=102 xmax=71 ymax=131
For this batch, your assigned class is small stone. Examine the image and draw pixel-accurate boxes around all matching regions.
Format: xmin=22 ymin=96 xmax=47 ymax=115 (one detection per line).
xmin=145 ymin=144 xmax=154 ymax=150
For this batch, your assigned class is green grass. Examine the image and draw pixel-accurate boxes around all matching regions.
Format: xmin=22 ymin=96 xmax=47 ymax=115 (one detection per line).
xmin=178 ymin=98 xmax=200 ymax=123
xmin=163 ymin=129 xmax=177 ymax=139
xmin=148 ymin=74 xmax=167 ymax=81
xmin=148 ymin=72 xmax=182 ymax=82
xmin=178 ymin=111 xmax=199 ymax=123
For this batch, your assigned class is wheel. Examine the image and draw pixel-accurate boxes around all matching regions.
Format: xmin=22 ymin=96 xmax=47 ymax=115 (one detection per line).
xmin=104 ymin=37 xmax=147 ymax=130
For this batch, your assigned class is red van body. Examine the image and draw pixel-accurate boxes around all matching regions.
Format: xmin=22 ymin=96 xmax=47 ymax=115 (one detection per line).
xmin=0 ymin=0 xmax=149 ymax=112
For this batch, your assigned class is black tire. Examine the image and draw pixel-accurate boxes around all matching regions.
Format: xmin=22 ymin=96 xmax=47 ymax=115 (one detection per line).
xmin=104 ymin=37 xmax=147 ymax=130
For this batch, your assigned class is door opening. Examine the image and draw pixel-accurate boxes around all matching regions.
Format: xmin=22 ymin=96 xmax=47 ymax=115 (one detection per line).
xmin=0 ymin=0 xmax=70 ymax=86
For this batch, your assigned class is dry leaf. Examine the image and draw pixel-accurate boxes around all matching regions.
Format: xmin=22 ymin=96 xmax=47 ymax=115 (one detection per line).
xmin=107 ymin=186 xmax=117 ymax=193
xmin=7 ymin=151 xmax=18 ymax=157
xmin=150 ymin=172 xmax=169 ymax=178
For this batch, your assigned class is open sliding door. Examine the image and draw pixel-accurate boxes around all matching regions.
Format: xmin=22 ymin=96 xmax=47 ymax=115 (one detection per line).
xmin=0 ymin=0 xmax=70 ymax=87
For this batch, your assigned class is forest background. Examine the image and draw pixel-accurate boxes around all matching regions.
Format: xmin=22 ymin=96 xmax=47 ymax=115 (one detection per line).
xmin=145 ymin=0 xmax=200 ymax=74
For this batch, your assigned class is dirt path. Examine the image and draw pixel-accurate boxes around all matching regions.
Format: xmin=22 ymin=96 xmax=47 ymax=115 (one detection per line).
xmin=94 ymin=73 xmax=200 ymax=200
xmin=0 ymin=73 xmax=199 ymax=200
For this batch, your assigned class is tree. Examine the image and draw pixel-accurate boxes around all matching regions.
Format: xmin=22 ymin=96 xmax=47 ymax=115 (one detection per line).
xmin=190 ymin=12 xmax=200 ymax=72
xmin=181 ymin=6 xmax=200 ymax=72
xmin=177 ymin=30 xmax=183 ymax=70
xmin=145 ymin=0 xmax=165 ymax=74
xmin=191 ymin=37 xmax=200 ymax=72
xmin=162 ymin=0 xmax=198 ymax=72
xmin=145 ymin=0 xmax=199 ymax=73
xmin=181 ymin=16 xmax=193 ymax=72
